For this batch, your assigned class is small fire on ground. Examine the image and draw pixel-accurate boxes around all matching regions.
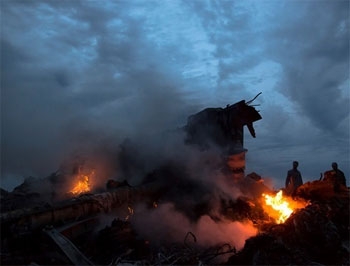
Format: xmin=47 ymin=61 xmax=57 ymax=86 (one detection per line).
xmin=262 ymin=190 xmax=309 ymax=224
xmin=70 ymin=172 xmax=93 ymax=195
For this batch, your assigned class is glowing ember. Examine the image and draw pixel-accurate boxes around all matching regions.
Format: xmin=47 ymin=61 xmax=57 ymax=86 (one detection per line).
xmin=70 ymin=174 xmax=90 ymax=195
xmin=153 ymin=201 xmax=158 ymax=208
xmin=262 ymin=190 xmax=308 ymax=224
xmin=125 ymin=205 xmax=134 ymax=221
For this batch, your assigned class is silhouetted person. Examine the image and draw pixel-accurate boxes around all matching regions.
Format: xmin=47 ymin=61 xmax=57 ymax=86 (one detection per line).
xmin=323 ymin=162 xmax=346 ymax=191
xmin=285 ymin=161 xmax=303 ymax=197
xmin=332 ymin=162 xmax=346 ymax=186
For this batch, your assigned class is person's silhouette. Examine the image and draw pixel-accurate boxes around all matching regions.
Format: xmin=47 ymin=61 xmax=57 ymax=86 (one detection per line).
xmin=285 ymin=161 xmax=303 ymax=197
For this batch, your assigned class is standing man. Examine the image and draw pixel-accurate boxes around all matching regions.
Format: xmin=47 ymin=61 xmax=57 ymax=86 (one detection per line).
xmin=331 ymin=162 xmax=346 ymax=187
xmin=322 ymin=162 xmax=347 ymax=192
xmin=285 ymin=161 xmax=303 ymax=197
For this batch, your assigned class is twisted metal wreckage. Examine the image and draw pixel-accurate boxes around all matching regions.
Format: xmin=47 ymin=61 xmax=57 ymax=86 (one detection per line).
xmin=1 ymin=93 xmax=349 ymax=265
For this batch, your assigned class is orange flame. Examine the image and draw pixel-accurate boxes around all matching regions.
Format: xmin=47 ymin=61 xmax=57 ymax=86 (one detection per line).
xmin=70 ymin=174 xmax=91 ymax=195
xmin=262 ymin=190 xmax=308 ymax=224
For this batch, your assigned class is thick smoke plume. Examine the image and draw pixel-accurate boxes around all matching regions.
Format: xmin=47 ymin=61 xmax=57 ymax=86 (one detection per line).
xmin=131 ymin=202 xmax=258 ymax=251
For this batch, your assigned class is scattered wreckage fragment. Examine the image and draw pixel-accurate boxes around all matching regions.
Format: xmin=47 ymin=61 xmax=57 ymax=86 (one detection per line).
xmin=2 ymin=93 xmax=348 ymax=265
xmin=184 ymin=93 xmax=262 ymax=180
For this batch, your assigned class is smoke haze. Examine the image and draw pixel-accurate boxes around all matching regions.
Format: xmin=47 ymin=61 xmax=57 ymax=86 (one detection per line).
xmin=1 ymin=0 xmax=349 ymax=190
xmin=131 ymin=202 xmax=257 ymax=251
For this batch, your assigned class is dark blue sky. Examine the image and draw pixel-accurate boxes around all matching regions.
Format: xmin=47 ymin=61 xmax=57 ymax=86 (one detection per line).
xmin=1 ymin=0 xmax=349 ymax=190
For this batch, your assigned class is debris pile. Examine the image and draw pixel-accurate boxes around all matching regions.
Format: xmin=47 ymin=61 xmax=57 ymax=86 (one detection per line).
xmin=79 ymin=182 xmax=350 ymax=265
xmin=227 ymin=182 xmax=349 ymax=265
xmin=2 ymin=170 xmax=349 ymax=265
xmin=1 ymin=97 xmax=349 ymax=265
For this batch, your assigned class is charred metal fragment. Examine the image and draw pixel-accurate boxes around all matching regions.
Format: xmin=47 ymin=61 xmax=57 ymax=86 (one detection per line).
xmin=184 ymin=94 xmax=262 ymax=179
xmin=44 ymin=227 xmax=94 ymax=265
xmin=184 ymin=97 xmax=262 ymax=153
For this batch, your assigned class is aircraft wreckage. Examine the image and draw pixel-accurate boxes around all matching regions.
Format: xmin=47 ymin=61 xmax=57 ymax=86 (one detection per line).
xmin=1 ymin=93 xmax=349 ymax=265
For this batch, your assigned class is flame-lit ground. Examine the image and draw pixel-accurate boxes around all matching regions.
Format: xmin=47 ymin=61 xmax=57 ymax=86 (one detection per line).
xmin=1 ymin=171 xmax=349 ymax=265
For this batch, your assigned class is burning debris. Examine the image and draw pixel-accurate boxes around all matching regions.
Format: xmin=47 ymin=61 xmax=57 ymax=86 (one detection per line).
xmin=69 ymin=172 xmax=92 ymax=196
xmin=1 ymin=96 xmax=349 ymax=265
xmin=262 ymin=190 xmax=309 ymax=224
xmin=228 ymin=185 xmax=349 ymax=265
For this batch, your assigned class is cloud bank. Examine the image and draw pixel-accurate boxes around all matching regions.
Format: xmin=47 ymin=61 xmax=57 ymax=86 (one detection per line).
xmin=1 ymin=0 xmax=349 ymax=190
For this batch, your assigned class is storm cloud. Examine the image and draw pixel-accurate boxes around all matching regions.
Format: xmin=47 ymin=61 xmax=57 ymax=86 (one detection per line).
xmin=1 ymin=0 xmax=349 ymax=190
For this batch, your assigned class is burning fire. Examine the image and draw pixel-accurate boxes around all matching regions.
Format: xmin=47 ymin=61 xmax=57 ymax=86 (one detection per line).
xmin=70 ymin=173 xmax=91 ymax=195
xmin=262 ymin=190 xmax=308 ymax=224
